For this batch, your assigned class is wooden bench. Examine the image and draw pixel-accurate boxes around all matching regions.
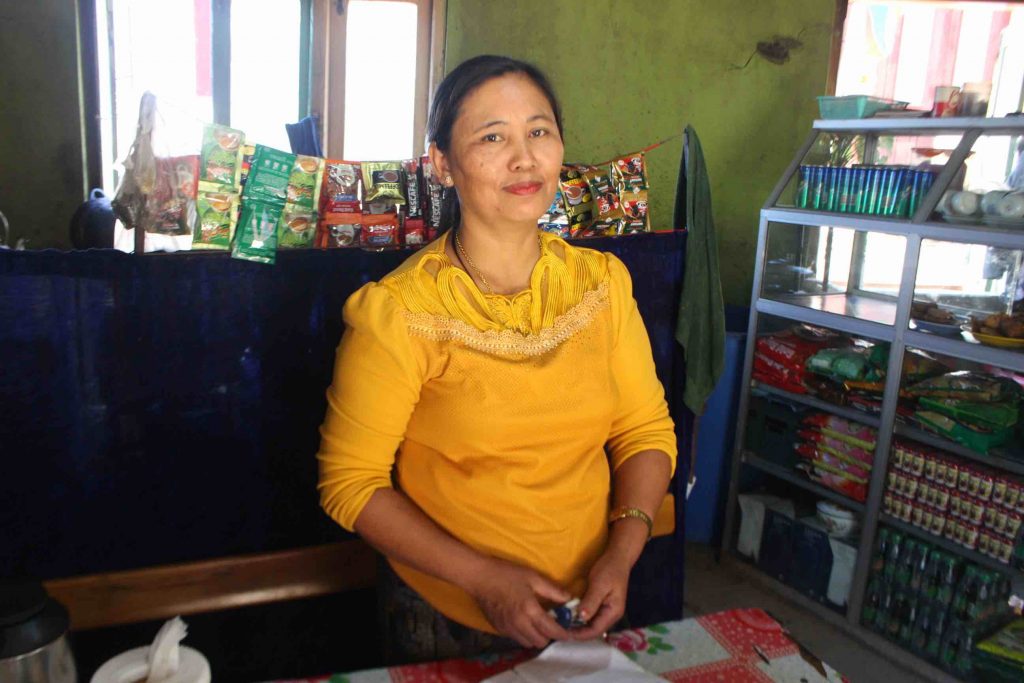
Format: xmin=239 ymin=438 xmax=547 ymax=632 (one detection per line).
xmin=43 ymin=494 xmax=674 ymax=632
xmin=43 ymin=539 xmax=376 ymax=631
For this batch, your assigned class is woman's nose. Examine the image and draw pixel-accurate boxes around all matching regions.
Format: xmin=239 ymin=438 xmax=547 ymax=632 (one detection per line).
xmin=509 ymin=136 xmax=538 ymax=171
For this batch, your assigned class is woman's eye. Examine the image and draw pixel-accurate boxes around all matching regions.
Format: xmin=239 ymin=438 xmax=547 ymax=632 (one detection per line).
xmin=483 ymin=133 xmax=501 ymax=143
xmin=530 ymin=128 xmax=548 ymax=138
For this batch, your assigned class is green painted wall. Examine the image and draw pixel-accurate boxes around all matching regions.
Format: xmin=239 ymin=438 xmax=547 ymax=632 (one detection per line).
xmin=446 ymin=0 xmax=835 ymax=305
xmin=0 ymin=1 xmax=86 ymax=249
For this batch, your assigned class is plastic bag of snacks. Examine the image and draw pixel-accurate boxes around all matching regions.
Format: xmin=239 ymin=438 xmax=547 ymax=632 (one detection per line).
xmin=113 ymin=93 xmax=207 ymax=251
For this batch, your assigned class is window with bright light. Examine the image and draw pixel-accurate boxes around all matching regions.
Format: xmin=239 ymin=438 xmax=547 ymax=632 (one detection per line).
xmin=343 ymin=1 xmax=419 ymax=160
xmin=91 ymin=0 xmax=437 ymax=195
xmin=834 ymin=0 xmax=1024 ymax=298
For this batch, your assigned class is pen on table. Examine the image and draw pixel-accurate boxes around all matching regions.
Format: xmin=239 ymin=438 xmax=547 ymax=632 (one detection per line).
xmin=752 ymin=644 xmax=771 ymax=665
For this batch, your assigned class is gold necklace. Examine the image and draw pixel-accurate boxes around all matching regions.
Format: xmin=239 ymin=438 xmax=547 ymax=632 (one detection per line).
xmin=453 ymin=230 xmax=542 ymax=296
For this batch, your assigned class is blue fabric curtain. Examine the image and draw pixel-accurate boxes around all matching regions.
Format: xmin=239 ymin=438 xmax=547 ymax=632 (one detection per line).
xmin=0 ymin=231 xmax=689 ymax=626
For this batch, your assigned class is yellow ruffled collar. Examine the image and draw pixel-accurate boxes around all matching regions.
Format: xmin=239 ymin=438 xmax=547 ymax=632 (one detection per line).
xmin=382 ymin=230 xmax=608 ymax=337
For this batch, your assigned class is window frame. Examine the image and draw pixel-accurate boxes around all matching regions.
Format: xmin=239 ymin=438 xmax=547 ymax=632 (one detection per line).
xmin=79 ymin=0 xmax=446 ymax=194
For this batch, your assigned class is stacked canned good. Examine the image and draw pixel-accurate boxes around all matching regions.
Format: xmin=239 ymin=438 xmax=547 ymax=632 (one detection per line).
xmin=882 ymin=441 xmax=1024 ymax=566
xmin=862 ymin=528 xmax=1013 ymax=677
xmin=795 ymin=164 xmax=938 ymax=217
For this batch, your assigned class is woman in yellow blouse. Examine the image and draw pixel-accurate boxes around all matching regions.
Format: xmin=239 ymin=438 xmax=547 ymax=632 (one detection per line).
xmin=317 ymin=55 xmax=676 ymax=662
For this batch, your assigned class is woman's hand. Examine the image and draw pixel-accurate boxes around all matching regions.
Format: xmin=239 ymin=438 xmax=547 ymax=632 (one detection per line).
xmin=466 ymin=557 xmax=573 ymax=648
xmin=570 ymin=546 xmax=632 ymax=640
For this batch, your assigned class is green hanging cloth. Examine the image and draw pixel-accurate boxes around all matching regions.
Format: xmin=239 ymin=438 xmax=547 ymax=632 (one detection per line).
xmin=675 ymin=125 xmax=726 ymax=415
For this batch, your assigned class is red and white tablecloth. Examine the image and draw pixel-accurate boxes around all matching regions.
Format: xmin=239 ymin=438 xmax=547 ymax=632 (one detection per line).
xmin=266 ymin=608 xmax=847 ymax=683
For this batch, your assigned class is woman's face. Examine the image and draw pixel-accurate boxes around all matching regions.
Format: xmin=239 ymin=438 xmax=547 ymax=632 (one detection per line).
xmin=433 ymin=73 xmax=564 ymax=228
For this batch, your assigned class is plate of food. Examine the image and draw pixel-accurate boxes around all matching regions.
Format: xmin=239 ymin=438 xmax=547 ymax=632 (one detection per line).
xmin=966 ymin=313 xmax=1024 ymax=349
xmin=911 ymin=301 xmax=963 ymax=337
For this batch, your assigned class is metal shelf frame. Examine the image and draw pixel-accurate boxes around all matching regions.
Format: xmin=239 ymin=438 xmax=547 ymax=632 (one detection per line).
xmin=721 ymin=117 xmax=1024 ymax=677
xmin=741 ymin=451 xmax=868 ymax=512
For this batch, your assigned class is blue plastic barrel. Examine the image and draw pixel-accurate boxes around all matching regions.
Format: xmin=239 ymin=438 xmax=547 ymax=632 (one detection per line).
xmin=684 ymin=305 xmax=749 ymax=545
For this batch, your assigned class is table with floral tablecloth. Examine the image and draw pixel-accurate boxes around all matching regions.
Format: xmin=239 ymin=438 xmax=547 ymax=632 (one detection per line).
xmin=266 ymin=608 xmax=847 ymax=683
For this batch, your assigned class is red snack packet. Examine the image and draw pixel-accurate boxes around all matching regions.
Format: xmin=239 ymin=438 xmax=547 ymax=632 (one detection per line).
xmin=361 ymin=213 xmax=399 ymax=248
xmin=321 ymin=160 xmax=362 ymax=213
xmin=403 ymin=217 xmax=427 ymax=247
xmin=148 ymin=155 xmax=199 ymax=234
xmin=317 ymin=212 xmax=362 ymax=248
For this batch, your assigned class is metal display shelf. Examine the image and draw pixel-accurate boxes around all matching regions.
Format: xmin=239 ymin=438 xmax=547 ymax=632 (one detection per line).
xmin=751 ymin=382 xmax=882 ymax=428
xmin=721 ymin=117 xmax=1024 ymax=678
xmin=893 ymin=424 xmax=1024 ymax=477
xmin=726 ymin=558 xmax=963 ymax=683
xmin=813 ymin=115 xmax=1024 ymax=133
xmin=880 ymin=514 xmax=1021 ymax=577
xmin=905 ymin=329 xmax=1024 ymax=374
xmin=742 ymin=451 xmax=867 ymax=512
xmin=756 ymin=297 xmax=896 ymax=341
xmin=762 ymin=207 xmax=1024 ymax=250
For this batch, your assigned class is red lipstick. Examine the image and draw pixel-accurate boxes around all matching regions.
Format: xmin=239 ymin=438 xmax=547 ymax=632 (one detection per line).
xmin=503 ymin=181 xmax=543 ymax=196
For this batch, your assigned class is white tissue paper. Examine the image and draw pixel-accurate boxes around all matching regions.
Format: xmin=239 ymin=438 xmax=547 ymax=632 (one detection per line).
xmin=90 ymin=616 xmax=211 ymax=683
xmin=148 ymin=616 xmax=188 ymax=681
xmin=482 ymin=639 xmax=666 ymax=682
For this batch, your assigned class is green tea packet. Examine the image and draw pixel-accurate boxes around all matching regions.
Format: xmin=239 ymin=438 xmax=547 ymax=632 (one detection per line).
xmin=242 ymin=146 xmax=297 ymax=205
xmin=232 ymin=200 xmax=281 ymax=264
xmin=277 ymin=203 xmax=317 ymax=249
xmin=199 ymin=124 xmax=245 ymax=190
xmin=286 ymin=155 xmax=325 ymax=208
xmin=192 ymin=190 xmax=239 ymax=250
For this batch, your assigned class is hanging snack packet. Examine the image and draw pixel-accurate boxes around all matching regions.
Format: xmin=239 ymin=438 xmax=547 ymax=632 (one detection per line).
xmin=238 ymin=144 xmax=256 ymax=189
xmin=286 ymin=155 xmax=324 ymax=207
xmin=582 ymin=165 xmax=624 ymax=236
xmin=365 ymin=198 xmax=399 ymax=214
xmin=317 ymin=212 xmax=362 ymax=248
xmin=321 ymin=160 xmax=361 ymax=213
xmin=199 ymin=124 xmax=245 ymax=190
xmin=620 ymin=188 xmax=650 ymax=233
xmin=403 ymin=217 xmax=427 ymax=246
xmin=362 ymin=161 xmax=405 ymax=204
xmin=539 ymin=215 xmax=572 ymax=239
xmin=192 ymin=190 xmax=239 ymax=249
xmin=277 ymin=203 xmax=317 ymax=248
xmin=147 ymin=155 xmax=199 ymax=234
xmin=558 ymin=165 xmax=594 ymax=236
xmin=611 ymin=152 xmax=648 ymax=191
xmin=242 ymin=145 xmax=297 ymax=205
xmin=232 ymin=200 xmax=282 ymax=264
xmin=361 ymin=213 xmax=399 ymax=248
xmin=420 ymin=155 xmax=444 ymax=234
xmin=402 ymin=159 xmax=422 ymax=219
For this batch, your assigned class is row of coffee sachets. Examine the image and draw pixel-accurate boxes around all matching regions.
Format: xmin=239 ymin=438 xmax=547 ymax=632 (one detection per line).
xmin=315 ymin=156 xmax=442 ymax=249
xmin=539 ymin=152 xmax=651 ymax=238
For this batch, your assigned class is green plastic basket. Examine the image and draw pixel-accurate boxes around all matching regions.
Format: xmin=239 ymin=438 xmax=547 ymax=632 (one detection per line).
xmin=817 ymin=95 xmax=909 ymax=119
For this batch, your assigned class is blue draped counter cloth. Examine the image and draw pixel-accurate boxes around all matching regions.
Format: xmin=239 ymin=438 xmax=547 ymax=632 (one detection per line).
xmin=0 ymin=230 xmax=689 ymax=628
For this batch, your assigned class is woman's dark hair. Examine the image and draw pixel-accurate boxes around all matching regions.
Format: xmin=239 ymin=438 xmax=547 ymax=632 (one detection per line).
xmin=426 ymin=55 xmax=563 ymax=233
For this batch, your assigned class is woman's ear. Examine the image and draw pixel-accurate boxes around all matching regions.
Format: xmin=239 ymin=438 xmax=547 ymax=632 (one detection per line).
xmin=428 ymin=143 xmax=452 ymax=185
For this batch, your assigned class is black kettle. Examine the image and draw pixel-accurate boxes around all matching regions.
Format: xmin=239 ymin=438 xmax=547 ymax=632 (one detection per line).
xmin=0 ymin=580 xmax=77 ymax=682
xmin=69 ymin=189 xmax=115 ymax=249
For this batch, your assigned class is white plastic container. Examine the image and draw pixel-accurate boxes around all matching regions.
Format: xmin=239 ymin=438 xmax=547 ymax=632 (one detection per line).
xmin=816 ymin=500 xmax=860 ymax=538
